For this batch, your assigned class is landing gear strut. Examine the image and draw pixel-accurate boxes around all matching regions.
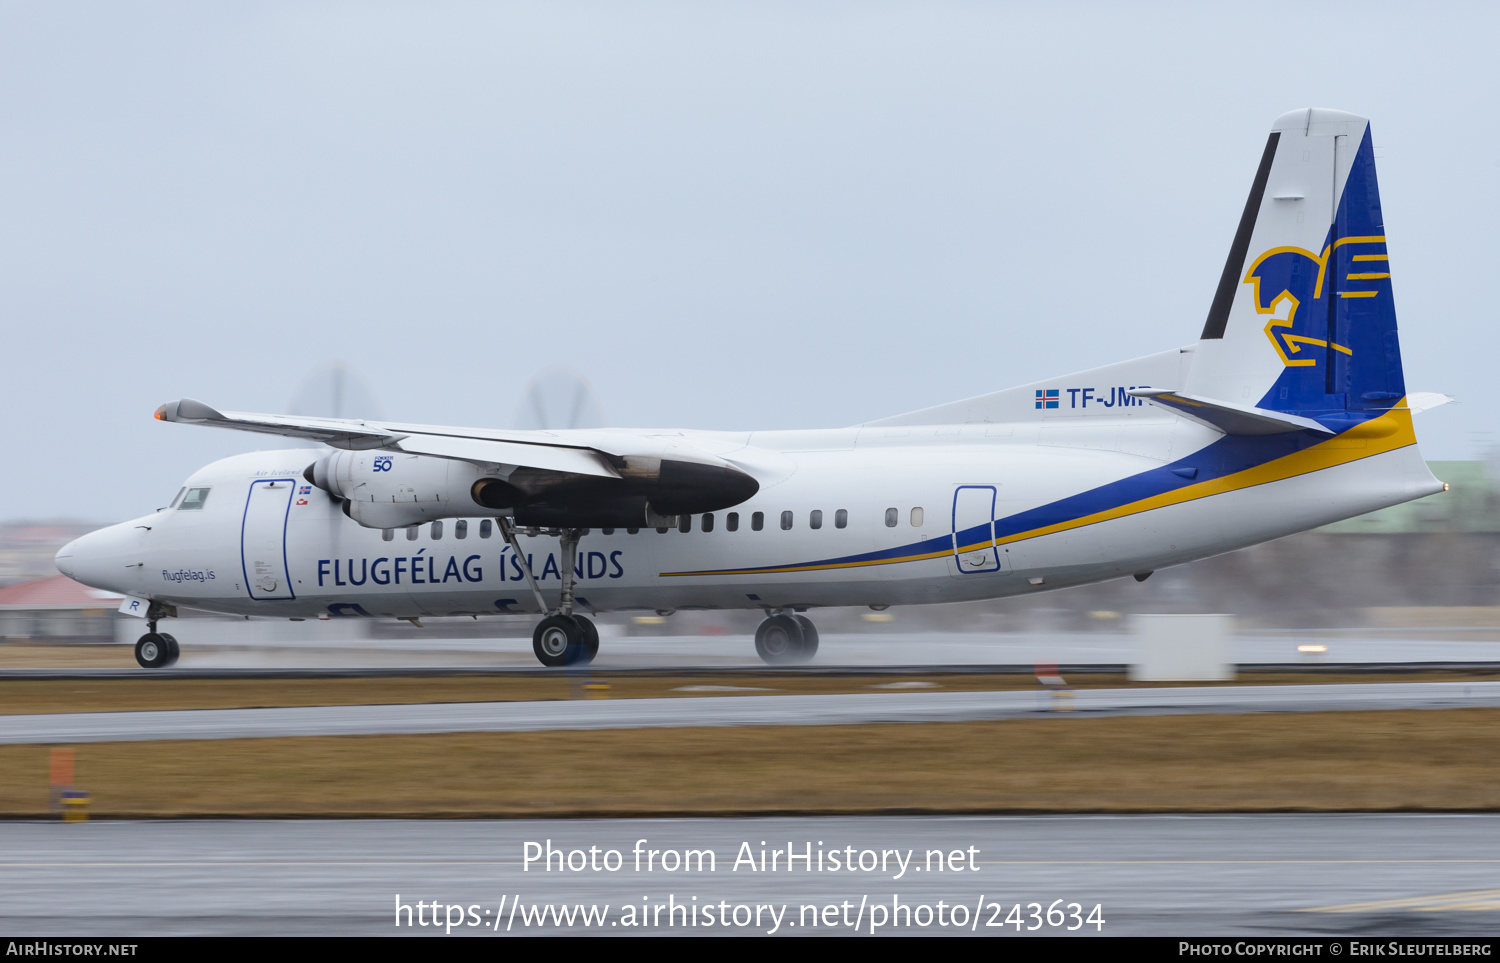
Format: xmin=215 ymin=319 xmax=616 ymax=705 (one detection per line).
xmin=754 ymin=612 xmax=819 ymax=665
xmin=134 ymin=617 xmax=180 ymax=669
xmin=501 ymin=520 xmax=599 ymax=667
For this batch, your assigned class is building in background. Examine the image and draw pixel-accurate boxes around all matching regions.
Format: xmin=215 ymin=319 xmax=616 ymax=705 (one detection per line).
xmin=0 ymin=575 xmax=122 ymax=644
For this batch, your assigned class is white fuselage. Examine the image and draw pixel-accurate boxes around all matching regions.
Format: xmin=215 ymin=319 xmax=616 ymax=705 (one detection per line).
xmin=58 ymin=413 xmax=1442 ymax=621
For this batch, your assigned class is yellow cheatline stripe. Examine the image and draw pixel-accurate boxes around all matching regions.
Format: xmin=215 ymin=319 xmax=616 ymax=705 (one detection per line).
xmin=1339 ymin=290 xmax=1379 ymax=298
xmin=1346 ymin=272 xmax=1390 ymax=280
xmin=991 ymin=402 xmax=1415 ymax=549
xmin=663 ymin=404 xmax=1416 ymax=578
xmin=1300 ymin=888 xmax=1500 ymax=913
xmin=1352 ymin=254 xmax=1389 ymax=261
xmin=661 ymin=545 xmax=952 ymax=578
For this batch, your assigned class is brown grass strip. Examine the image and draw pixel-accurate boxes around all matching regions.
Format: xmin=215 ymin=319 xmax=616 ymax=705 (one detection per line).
xmin=4 ymin=708 xmax=1500 ymax=818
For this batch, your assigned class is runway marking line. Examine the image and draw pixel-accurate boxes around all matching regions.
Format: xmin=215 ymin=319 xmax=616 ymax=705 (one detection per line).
xmin=1301 ymin=888 xmax=1500 ymax=912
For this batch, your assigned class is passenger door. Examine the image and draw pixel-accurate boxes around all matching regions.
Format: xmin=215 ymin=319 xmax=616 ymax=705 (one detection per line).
xmin=951 ymin=485 xmax=1009 ymax=575
xmin=241 ymin=480 xmax=297 ymax=600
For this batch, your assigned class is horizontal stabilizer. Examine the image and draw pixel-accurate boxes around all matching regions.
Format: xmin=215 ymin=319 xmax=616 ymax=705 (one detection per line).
xmin=1127 ymin=389 xmax=1333 ymax=436
xmin=1407 ymin=392 xmax=1453 ymax=414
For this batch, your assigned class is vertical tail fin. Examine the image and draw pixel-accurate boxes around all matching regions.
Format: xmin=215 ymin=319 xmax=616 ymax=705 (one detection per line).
xmin=1186 ymin=109 xmax=1404 ymax=421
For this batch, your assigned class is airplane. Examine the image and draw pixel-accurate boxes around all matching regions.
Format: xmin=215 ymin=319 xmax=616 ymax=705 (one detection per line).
xmin=57 ymin=108 xmax=1448 ymax=669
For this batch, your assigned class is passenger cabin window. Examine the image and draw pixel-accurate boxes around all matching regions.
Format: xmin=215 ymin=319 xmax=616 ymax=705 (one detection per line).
xmin=656 ymin=526 xmax=669 ymax=534
xmin=678 ymin=515 xmax=692 ymax=534
xmin=178 ymin=488 xmax=211 ymax=511
xmin=809 ymin=510 xmax=823 ymax=530
xmin=431 ymin=521 xmax=444 ymax=540
xmin=835 ymin=509 xmax=848 ymax=529
xmin=702 ymin=513 xmax=714 ymax=533
xmin=479 ymin=519 xmax=493 ymax=539
xmin=752 ymin=512 xmax=764 ymax=531
xmin=885 ymin=508 xmax=898 ymax=527
xmin=780 ymin=511 xmax=793 ymax=531
xmin=602 ymin=528 xmax=615 ymax=535
xmin=910 ymin=507 xmax=924 ymax=527
xmin=382 ymin=529 xmax=395 ymax=542
xmin=727 ymin=512 xmax=739 ymax=532
xmin=627 ymin=527 xmax=640 ymax=535
xmin=406 ymin=526 xmax=419 ymax=541
xmin=454 ymin=520 xmax=467 ymax=540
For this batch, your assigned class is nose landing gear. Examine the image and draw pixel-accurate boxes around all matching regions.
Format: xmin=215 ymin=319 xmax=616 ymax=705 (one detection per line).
xmin=134 ymin=619 xmax=180 ymax=669
xmin=754 ymin=613 xmax=819 ymax=665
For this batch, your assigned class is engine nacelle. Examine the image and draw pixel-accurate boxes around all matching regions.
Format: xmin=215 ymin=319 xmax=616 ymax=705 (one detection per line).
xmin=305 ymin=450 xmax=505 ymax=530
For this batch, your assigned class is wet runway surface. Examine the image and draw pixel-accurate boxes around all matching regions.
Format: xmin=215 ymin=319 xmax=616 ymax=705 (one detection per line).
xmin=36 ymin=629 xmax=1500 ymax=672
xmin=4 ymin=815 xmax=1499 ymax=936
xmin=4 ymin=681 xmax=1500 ymax=744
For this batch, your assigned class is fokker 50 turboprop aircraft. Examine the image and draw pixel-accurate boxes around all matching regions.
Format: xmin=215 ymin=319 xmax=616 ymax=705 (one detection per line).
xmin=59 ymin=109 xmax=1448 ymax=669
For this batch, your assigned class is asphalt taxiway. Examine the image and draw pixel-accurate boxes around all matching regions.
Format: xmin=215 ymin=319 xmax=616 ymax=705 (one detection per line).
xmin=2 ymin=680 xmax=1499 ymax=744
xmin=3 ymin=814 xmax=1498 ymax=935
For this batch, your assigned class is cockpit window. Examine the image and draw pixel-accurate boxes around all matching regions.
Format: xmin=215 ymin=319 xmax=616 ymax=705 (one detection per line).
xmin=169 ymin=488 xmax=186 ymax=509
xmin=178 ymin=488 xmax=211 ymax=511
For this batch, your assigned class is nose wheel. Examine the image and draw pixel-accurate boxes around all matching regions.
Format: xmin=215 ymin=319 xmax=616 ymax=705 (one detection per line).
xmin=532 ymin=614 xmax=599 ymax=667
xmin=754 ymin=614 xmax=818 ymax=665
xmin=134 ymin=632 xmax=180 ymax=669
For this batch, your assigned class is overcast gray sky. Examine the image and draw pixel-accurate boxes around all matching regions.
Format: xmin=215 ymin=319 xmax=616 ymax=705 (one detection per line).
xmin=2 ymin=1 xmax=1493 ymax=523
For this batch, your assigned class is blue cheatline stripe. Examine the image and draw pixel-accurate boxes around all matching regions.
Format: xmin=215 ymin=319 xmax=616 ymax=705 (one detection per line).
xmin=659 ymin=406 xmax=1411 ymax=579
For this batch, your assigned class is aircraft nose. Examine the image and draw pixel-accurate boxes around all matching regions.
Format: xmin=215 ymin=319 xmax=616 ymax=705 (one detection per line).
xmin=54 ymin=524 xmax=144 ymax=593
xmin=54 ymin=539 xmax=80 ymax=579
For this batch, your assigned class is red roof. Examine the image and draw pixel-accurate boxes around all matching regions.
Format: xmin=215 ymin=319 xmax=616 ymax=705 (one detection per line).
xmin=0 ymin=575 xmax=123 ymax=609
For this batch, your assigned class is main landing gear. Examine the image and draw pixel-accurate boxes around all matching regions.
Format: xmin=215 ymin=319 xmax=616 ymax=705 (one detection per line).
xmin=754 ymin=613 xmax=819 ymax=665
xmin=500 ymin=520 xmax=600 ymax=668
xmin=532 ymin=613 xmax=600 ymax=668
xmin=134 ymin=618 xmax=180 ymax=669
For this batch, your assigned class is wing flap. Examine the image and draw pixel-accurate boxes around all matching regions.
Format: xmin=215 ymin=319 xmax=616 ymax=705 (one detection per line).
xmin=392 ymin=433 xmax=619 ymax=478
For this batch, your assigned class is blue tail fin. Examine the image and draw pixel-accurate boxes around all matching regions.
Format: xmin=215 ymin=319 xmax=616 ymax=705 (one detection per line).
xmin=1187 ymin=109 xmax=1405 ymax=423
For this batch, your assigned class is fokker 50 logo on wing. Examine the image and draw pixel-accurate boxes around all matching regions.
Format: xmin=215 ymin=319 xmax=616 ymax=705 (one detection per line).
xmin=1243 ymin=236 xmax=1387 ymax=367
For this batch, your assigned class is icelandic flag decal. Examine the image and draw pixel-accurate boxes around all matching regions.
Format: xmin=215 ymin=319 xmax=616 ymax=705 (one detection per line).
xmin=1035 ymin=389 xmax=1060 ymax=410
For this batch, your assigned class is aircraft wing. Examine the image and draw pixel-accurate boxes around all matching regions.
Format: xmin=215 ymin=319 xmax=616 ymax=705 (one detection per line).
xmin=154 ymin=397 xmax=619 ymax=477
xmin=152 ymin=399 xmax=760 ymax=526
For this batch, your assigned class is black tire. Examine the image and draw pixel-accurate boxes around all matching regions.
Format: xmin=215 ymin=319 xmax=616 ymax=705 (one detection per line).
xmin=160 ymin=633 xmax=180 ymax=667
xmin=792 ymin=615 xmax=819 ymax=662
xmin=134 ymin=633 xmax=171 ymax=669
xmin=533 ymin=615 xmax=586 ymax=668
xmin=576 ymin=616 xmax=600 ymax=665
xmin=754 ymin=614 xmax=805 ymax=665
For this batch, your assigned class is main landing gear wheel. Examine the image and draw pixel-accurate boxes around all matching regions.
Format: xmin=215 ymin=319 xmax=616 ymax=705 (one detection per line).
xmin=135 ymin=632 xmax=173 ymax=669
xmin=791 ymin=615 xmax=819 ymax=660
xmin=754 ymin=614 xmax=817 ymax=665
xmin=532 ymin=614 xmax=598 ymax=667
xmin=578 ymin=617 xmax=599 ymax=665
xmin=159 ymin=633 xmax=180 ymax=667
